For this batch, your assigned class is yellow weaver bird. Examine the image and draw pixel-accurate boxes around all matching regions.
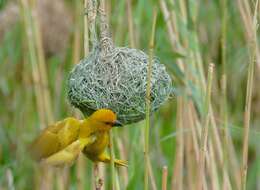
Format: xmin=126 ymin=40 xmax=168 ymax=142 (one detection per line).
xmin=30 ymin=109 xmax=127 ymax=167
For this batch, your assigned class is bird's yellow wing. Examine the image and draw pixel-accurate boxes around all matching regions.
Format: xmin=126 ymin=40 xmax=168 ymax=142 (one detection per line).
xmin=30 ymin=117 xmax=82 ymax=161
xmin=42 ymin=137 xmax=96 ymax=166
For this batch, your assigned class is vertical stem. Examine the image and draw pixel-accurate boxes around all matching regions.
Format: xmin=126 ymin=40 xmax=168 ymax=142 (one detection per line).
xmin=84 ymin=0 xmax=89 ymax=57
xmin=162 ymin=166 xmax=168 ymax=190
xmin=144 ymin=9 xmax=157 ymax=190
xmin=20 ymin=0 xmax=55 ymax=189
xmin=116 ymin=137 xmax=129 ymax=188
xmin=147 ymin=157 xmax=158 ymax=190
xmin=220 ymin=0 xmax=227 ymax=72
xmin=74 ymin=1 xmax=86 ymax=189
xmin=171 ymin=97 xmax=184 ymax=190
xmin=6 ymin=169 xmax=14 ymax=190
xmin=19 ymin=0 xmax=45 ymax=127
xmin=185 ymin=106 xmax=199 ymax=189
xmin=220 ymin=0 xmax=227 ymax=131
xmin=159 ymin=0 xmax=180 ymax=52
xmin=94 ymin=164 xmax=103 ymax=190
xmin=30 ymin=0 xmax=53 ymax=124
xmin=87 ymin=0 xmax=97 ymax=48
xmin=221 ymin=73 xmax=229 ymax=189
xmin=97 ymin=1 xmax=118 ymax=189
xmin=207 ymin=142 xmax=220 ymax=190
xmin=241 ymin=1 xmax=258 ymax=189
xmin=109 ymin=130 xmax=116 ymax=190
xmin=220 ymin=0 xmax=231 ymax=189
xmin=73 ymin=0 xmax=81 ymax=65
xmin=197 ymin=63 xmax=214 ymax=190
xmin=99 ymin=0 xmax=111 ymax=44
xmin=126 ymin=0 xmax=135 ymax=48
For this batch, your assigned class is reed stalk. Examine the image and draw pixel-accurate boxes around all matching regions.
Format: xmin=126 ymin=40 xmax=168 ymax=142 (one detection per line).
xmin=84 ymin=0 xmax=89 ymax=56
xmin=220 ymin=0 xmax=231 ymax=189
xmin=171 ymin=97 xmax=184 ymax=190
xmin=6 ymin=168 xmax=14 ymax=190
xmin=207 ymin=142 xmax=220 ymax=190
xmin=109 ymin=130 xmax=116 ymax=190
xmin=160 ymin=3 xmax=186 ymax=190
xmin=29 ymin=1 xmax=61 ymax=188
xmin=96 ymin=1 xmax=118 ymax=188
xmin=72 ymin=1 xmax=81 ymax=66
xmin=93 ymin=164 xmax=103 ymax=190
xmin=19 ymin=0 xmax=56 ymax=189
xmin=241 ymin=1 xmax=258 ymax=190
xmin=183 ymin=0 xmax=225 ymax=171
xmin=19 ymin=0 xmax=45 ymax=127
xmin=237 ymin=0 xmax=260 ymax=70
xmin=147 ymin=156 xmax=158 ymax=190
xmin=165 ymin=2 xmax=223 ymax=190
xmin=116 ymin=137 xmax=129 ymax=188
xmin=159 ymin=0 xmax=182 ymax=52
xmin=73 ymin=1 xmax=87 ymax=190
xmin=220 ymin=0 xmax=228 ymax=133
xmin=30 ymin=0 xmax=53 ymax=124
xmin=144 ymin=9 xmax=157 ymax=190
xmin=197 ymin=63 xmax=214 ymax=190
xmin=162 ymin=166 xmax=168 ymax=190
xmin=126 ymin=0 xmax=135 ymax=48
xmin=185 ymin=107 xmax=199 ymax=189
xmin=221 ymin=74 xmax=231 ymax=190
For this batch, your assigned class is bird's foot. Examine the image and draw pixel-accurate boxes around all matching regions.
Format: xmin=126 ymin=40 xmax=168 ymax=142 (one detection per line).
xmin=114 ymin=159 xmax=128 ymax=167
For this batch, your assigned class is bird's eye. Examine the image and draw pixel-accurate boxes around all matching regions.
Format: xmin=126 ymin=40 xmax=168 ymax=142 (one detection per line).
xmin=104 ymin=122 xmax=113 ymax=125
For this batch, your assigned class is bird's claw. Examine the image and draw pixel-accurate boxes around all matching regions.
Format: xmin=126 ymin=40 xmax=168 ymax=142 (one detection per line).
xmin=115 ymin=159 xmax=128 ymax=167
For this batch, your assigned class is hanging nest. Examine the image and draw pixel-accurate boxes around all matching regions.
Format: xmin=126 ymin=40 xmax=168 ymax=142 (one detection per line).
xmin=67 ymin=2 xmax=172 ymax=124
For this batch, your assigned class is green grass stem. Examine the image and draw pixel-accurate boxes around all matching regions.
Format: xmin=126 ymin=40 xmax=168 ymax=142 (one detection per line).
xmin=144 ymin=9 xmax=157 ymax=190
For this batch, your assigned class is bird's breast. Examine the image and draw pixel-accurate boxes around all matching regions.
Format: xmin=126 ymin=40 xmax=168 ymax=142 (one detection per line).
xmin=83 ymin=132 xmax=109 ymax=156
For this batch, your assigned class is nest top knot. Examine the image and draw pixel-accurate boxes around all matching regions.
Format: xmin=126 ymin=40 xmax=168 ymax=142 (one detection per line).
xmin=68 ymin=41 xmax=172 ymax=124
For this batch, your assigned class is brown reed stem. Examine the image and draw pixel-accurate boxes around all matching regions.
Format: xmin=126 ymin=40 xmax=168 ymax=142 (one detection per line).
xmin=126 ymin=0 xmax=135 ymax=48
xmin=84 ymin=0 xmax=89 ymax=56
xmin=30 ymin=0 xmax=53 ymax=124
xmin=99 ymin=0 xmax=110 ymax=41
xmin=241 ymin=1 xmax=258 ymax=190
xmin=19 ymin=0 xmax=45 ymax=127
xmin=162 ymin=166 xmax=168 ymax=190
xmin=207 ymin=142 xmax=220 ymax=190
xmin=6 ymin=168 xmax=14 ymax=190
xmin=87 ymin=0 xmax=97 ymax=47
xmin=116 ymin=137 xmax=129 ymax=188
xmin=220 ymin=0 xmax=232 ymax=189
xmin=185 ymin=102 xmax=202 ymax=189
xmin=147 ymin=156 xmax=158 ymax=190
xmin=171 ymin=97 xmax=184 ymax=190
xmin=159 ymin=0 xmax=182 ymax=53
xmin=197 ymin=63 xmax=214 ymax=190
xmin=75 ymin=1 xmax=89 ymax=189
xmin=93 ymin=164 xmax=103 ymax=190
xmin=19 ymin=0 xmax=55 ymax=189
xmin=73 ymin=1 xmax=81 ymax=66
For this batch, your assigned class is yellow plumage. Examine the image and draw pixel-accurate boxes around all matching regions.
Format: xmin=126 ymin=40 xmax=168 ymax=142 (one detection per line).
xmin=30 ymin=109 xmax=127 ymax=167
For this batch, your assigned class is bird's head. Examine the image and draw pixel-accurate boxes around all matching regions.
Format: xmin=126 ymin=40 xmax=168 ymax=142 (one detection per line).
xmin=89 ymin=109 xmax=123 ymax=131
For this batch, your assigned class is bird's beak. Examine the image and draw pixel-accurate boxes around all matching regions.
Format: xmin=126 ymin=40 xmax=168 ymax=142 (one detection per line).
xmin=113 ymin=120 xmax=123 ymax=127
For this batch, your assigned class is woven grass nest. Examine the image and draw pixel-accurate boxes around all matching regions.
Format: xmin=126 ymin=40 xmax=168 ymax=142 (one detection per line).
xmin=68 ymin=39 xmax=172 ymax=124
xmin=67 ymin=2 xmax=172 ymax=124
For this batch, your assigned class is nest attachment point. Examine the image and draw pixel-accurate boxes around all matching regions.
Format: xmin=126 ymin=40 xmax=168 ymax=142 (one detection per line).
xmin=68 ymin=42 xmax=172 ymax=124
